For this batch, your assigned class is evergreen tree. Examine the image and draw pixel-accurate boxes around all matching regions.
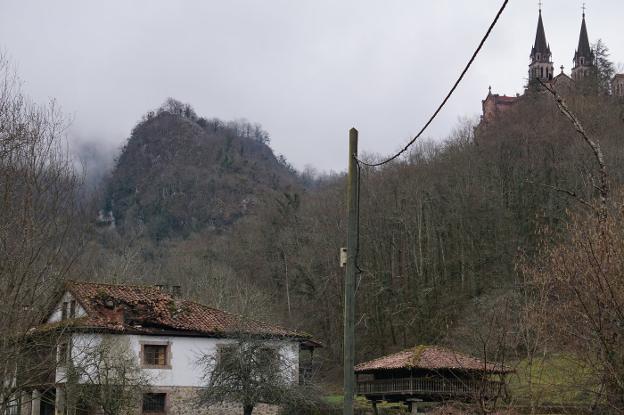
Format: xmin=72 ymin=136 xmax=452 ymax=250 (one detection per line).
xmin=592 ymin=39 xmax=616 ymax=95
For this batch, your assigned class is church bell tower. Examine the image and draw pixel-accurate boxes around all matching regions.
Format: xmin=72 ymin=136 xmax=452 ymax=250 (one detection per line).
xmin=529 ymin=8 xmax=554 ymax=84
xmin=571 ymin=9 xmax=595 ymax=81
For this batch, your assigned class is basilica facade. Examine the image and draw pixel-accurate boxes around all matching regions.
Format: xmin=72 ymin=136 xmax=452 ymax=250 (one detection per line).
xmin=482 ymin=8 xmax=623 ymax=123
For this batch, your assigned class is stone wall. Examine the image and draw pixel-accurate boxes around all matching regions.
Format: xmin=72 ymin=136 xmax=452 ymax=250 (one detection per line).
xmin=166 ymin=386 xmax=279 ymax=415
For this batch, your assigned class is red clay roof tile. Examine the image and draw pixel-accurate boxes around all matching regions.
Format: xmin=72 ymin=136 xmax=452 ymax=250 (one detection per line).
xmin=56 ymin=281 xmax=315 ymax=342
xmin=355 ymin=345 xmax=511 ymax=374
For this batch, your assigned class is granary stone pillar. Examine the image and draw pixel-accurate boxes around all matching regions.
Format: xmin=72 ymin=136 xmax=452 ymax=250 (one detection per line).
xmin=30 ymin=390 xmax=41 ymax=415
xmin=407 ymin=399 xmax=421 ymax=414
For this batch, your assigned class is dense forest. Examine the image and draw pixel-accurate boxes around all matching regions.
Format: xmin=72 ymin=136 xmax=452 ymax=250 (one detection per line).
xmin=77 ymin=81 xmax=624 ymax=369
xmin=3 ymin=46 xmax=624 ymax=411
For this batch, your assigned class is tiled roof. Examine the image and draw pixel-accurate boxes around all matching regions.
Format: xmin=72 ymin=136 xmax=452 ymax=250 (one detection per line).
xmin=552 ymin=72 xmax=572 ymax=81
xmin=355 ymin=345 xmax=511 ymax=374
xmin=47 ymin=281 xmax=316 ymax=343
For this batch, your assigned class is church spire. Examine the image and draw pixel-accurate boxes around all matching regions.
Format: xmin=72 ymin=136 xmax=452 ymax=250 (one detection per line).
xmin=572 ymin=7 xmax=595 ymax=80
xmin=529 ymin=8 xmax=554 ymax=83
xmin=531 ymin=10 xmax=550 ymax=58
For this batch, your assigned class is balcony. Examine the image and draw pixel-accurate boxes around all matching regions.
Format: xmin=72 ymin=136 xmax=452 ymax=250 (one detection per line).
xmin=356 ymin=377 xmax=504 ymax=399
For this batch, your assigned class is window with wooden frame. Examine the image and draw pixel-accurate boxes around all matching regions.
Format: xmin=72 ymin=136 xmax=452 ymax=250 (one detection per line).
xmin=58 ymin=340 xmax=70 ymax=365
xmin=141 ymin=344 xmax=170 ymax=368
xmin=142 ymin=393 xmax=166 ymax=413
xmin=69 ymin=300 xmax=76 ymax=318
xmin=61 ymin=302 xmax=68 ymax=320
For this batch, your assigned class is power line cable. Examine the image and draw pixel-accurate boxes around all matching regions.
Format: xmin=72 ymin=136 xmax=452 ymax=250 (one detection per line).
xmin=355 ymin=160 xmax=364 ymax=274
xmin=357 ymin=0 xmax=510 ymax=167
xmin=352 ymin=1 xmax=510 ymax=285
xmin=354 ymin=160 xmax=366 ymax=293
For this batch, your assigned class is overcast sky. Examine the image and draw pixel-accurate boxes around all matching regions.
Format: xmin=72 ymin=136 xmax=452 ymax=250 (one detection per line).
xmin=1 ymin=0 xmax=622 ymax=173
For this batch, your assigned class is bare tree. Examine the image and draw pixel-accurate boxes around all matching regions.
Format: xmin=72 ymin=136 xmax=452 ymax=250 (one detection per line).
xmin=520 ymin=201 xmax=624 ymax=413
xmin=0 ymin=53 xmax=83 ymax=412
xmin=197 ymin=333 xmax=318 ymax=415
xmin=538 ymin=79 xmax=610 ymax=221
xmin=64 ymin=336 xmax=149 ymax=415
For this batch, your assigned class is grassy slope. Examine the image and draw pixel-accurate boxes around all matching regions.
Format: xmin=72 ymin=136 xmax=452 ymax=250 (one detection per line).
xmin=508 ymin=354 xmax=599 ymax=406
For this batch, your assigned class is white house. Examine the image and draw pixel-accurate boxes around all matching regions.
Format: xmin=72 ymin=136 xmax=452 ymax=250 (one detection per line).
xmin=22 ymin=281 xmax=319 ymax=415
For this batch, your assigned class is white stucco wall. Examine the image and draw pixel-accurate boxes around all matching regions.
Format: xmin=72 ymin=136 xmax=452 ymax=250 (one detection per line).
xmin=56 ymin=332 xmax=104 ymax=383
xmin=58 ymin=333 xmax=300 ymax=388
xmin=47 ymin=291 xmax=87 ymax=323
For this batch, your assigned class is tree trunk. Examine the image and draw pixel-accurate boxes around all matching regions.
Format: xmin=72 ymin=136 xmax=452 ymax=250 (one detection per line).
xmin=243 ymin=405 xmax=254 ymax=415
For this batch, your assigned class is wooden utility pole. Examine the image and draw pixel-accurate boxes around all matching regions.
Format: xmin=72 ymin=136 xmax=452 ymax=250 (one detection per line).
xmin=343 ymin=127 xmax=358 ymax=415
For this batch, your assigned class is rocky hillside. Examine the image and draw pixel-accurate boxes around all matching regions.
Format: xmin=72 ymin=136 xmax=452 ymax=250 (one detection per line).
xmin=104 ymin=100 xmax=299 ymax=239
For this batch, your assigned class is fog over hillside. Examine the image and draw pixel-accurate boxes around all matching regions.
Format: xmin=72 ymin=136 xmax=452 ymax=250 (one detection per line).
xmin=70 ymin=135 xmax=118 ymax=190
xmin=2 ymin=0 xmax=622 ymax=172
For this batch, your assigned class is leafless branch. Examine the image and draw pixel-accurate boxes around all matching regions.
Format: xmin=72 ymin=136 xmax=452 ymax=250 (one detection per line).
xmin=538 ymin=79 xmax=610 ymax=221
xmin=524 ymin=179 xmax=594 ymax=210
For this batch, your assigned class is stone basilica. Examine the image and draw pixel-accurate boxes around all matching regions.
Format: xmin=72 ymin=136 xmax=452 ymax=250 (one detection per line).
xmin=482 ymin=7 xmax=624 ymax=122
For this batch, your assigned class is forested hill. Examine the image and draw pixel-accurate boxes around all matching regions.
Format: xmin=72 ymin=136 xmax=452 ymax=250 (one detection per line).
xmin=90 ymin=93 xmax=624 ymax=372
xmin=103 ymin=100 xmax=299 ymax=239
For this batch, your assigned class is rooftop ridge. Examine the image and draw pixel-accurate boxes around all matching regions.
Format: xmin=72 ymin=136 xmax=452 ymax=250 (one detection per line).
xmin=60 ymin=280 xmax=317 ymax=342
xmin=355 ymin=344 xmax=512 ymax=373
xmin=66 ymin=280 xmax=168 ymax=290
xmin=181 ymin=298 xmax=314 ymax=339
xmin=68 ymin=281 xmax=305 ymax=330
